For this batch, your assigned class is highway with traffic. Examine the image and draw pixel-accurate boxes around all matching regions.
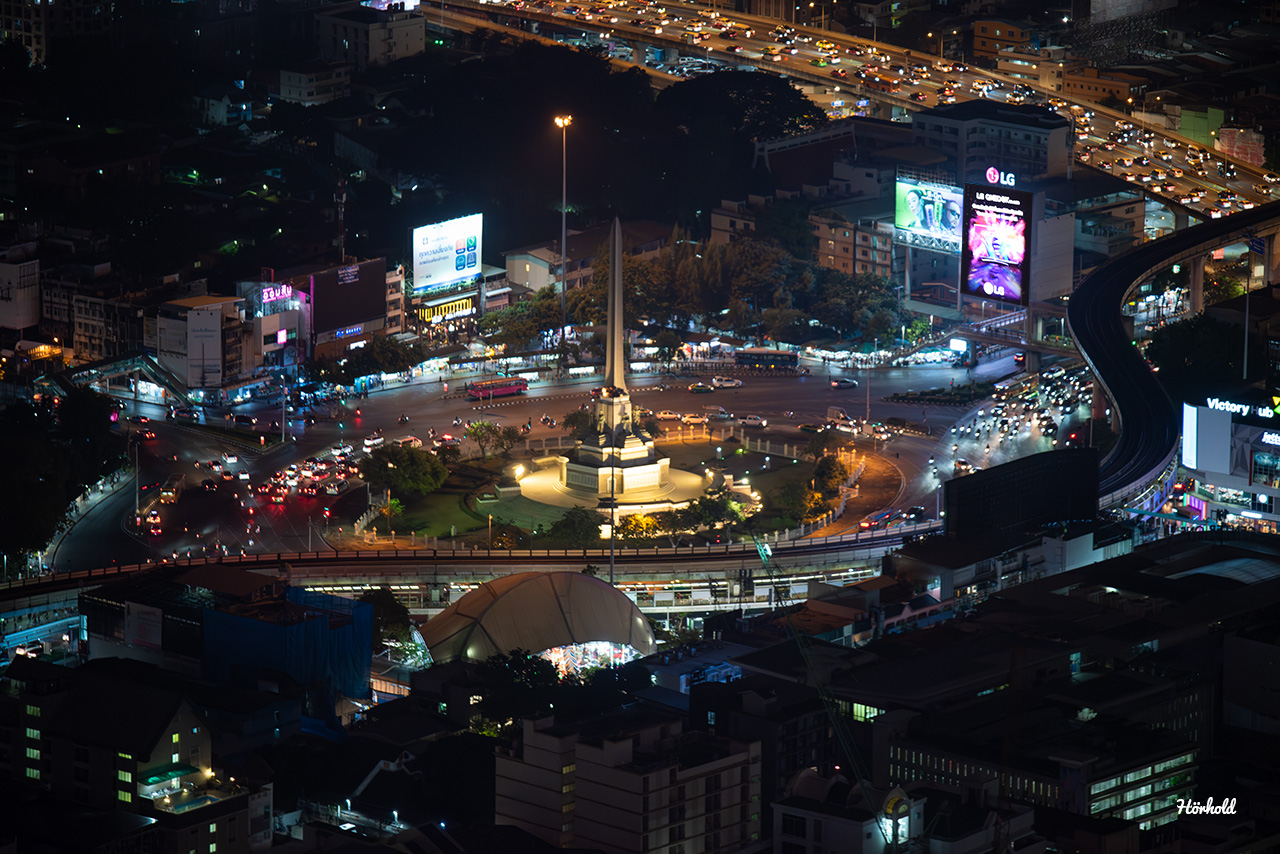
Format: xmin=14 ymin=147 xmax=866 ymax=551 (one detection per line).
xmin=460 ymin=0 xmax=1277 ymax=212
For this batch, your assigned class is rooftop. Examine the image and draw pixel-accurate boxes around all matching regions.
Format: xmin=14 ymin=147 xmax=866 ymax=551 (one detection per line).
xmin=919 ymin=100 xmax=1072 ymax=131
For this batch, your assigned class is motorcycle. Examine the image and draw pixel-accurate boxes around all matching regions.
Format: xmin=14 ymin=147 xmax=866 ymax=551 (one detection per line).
xmin=453 ymin=417 xmax=463 ymax=427
xmin=398 ymin=414 xmax=410 ymax=424
xmin=520 ymin=424 xmax=531 ymax=435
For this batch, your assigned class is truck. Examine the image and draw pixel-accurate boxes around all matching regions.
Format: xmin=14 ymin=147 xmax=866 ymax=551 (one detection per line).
xmin=398 ymin=436 xmax=423 ymax=449
xmin=827 ymin=407 xmax=853 ymax=424
xmin=159 ymin=474 xmax=185 ymax=504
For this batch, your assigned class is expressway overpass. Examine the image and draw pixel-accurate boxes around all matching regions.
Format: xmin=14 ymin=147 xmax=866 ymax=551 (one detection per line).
xmin=1068 ymin=200 xmax=1280 ymax=509
xmin=0 ymin=521 xmax=938 ymax=629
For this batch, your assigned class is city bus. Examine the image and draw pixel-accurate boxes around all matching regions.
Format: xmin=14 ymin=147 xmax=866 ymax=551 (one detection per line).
xmin=863 ymin=75 xmax=901 ymax=94
xmin=466 ymin=376 xmax=530 ymax=400
xmin=734 ymin=348 xmax=799 ymax=370
xmin=993 ymin=374 xmax=1038 ymax=402
xmin=159 ymin=474 xmax=185 ymax=504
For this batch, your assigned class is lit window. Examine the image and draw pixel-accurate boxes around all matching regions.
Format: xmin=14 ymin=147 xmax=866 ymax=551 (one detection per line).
xmin=118 ymin=790 xmax=132 ymax=803
xmin=25 ymin=727 xmax=39 ymax=740
xmin=26 ymin=768 xmax=40 ymax=780
xmin=26 ymin=704 xmax=40 ymax=717
xmin=173 ymin=733 xmax=180 ymax=744
xmin=118 ymin=770 xmax=132 ymax=783
xmin=562 ymin=764 xmax=576 ymax=775
xmin=26 ymin=747 xmax=40 ymax=760
xmin=209 ymin=823 xmax=217 ymax=833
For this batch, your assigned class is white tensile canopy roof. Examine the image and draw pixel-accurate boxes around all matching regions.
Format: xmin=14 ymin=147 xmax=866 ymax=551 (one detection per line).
xmin=419 ymin=571 xmax=657 ymax=663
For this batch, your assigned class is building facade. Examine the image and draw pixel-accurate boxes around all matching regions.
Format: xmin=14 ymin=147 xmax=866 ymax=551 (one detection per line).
xmin=496 ymin=710 xmax=763 ymax=853
xmin=316 ymin=3 xmax=425 ymax=73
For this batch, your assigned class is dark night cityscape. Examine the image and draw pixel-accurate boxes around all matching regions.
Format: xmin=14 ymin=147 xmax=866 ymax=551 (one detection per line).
xmin=1 ymin=0 xmax=1280 ymax=849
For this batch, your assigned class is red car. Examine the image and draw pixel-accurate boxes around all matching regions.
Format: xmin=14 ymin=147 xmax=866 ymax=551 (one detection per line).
xmin=830 ymin=68 xmax=848 ymax=79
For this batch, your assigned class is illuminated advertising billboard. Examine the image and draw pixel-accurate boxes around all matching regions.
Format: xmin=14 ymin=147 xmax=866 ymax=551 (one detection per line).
xmin=893 ymin=177 xmax=963 ymax=253
xmin=412 ymin=213 xmax=483 ymax=296
xmin=960 ymin=184 xmax=1033 ymax=306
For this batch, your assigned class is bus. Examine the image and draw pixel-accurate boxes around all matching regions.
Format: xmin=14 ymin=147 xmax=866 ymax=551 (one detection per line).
xmin=863 ymin=75 xmax=901 ymax=94
xmin=993 ymin=374 xmax=1037 ymax=402
xmin=466 ymin=377 xmax=530 ymax=400
xmin=159 ymin=474 xmax=185 ymax=504
xmin=734 ymin=348 xmax=799 ymax=370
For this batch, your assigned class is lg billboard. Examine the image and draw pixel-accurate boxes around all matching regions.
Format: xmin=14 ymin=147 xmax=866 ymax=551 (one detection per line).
xmin=412 ymin=213 xmax=483 ymax=296
xmin=960 ymin=184 xmax=1033 ymax=306
xmin=893 ymin=177 xmax=963 ymax=254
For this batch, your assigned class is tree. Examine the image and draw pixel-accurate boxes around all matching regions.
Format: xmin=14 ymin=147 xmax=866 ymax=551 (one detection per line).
xmin=803 ymin=431 xmax=846 ymax=460
xmin=465 ymin=420 xmax=503 ymax=460
xmin=358 ymin=586 xmax=412 ymax=653
xmin=778 ymin=481 xmax=825 ymax=522
xmin=691 ymin=485 xmax=744 ymax=529
xmin=561 ymin=408 xmax=597 ymax=440
xmin=435 ymin=444 xmax=461 ymax=467
xmin=496 ymin=425 xmax=524 ymax=456
xmin=547 ymin=505 xmax=602 ymax=546
xmin=813 ymin=455 xmax=849 ymax=498
xmin=377 ymin=497 xmax=404 ymax=533
xmin=361 ymin=443 xmax=449 ymax=497
xmin=615 ymin=513 xmax=657 ymax=544
xmin=1203 ymin=275 xmax=1243 ymax=306
xmin=476 ymin=649 xmax=560 ymax=724
xmin=653 ymin=329 xmax=682 ymax=370
xmin=652 ymin=508 xmax=697 ymax=546
xmin=1146 ymin=314 xmax=1261 ymax=395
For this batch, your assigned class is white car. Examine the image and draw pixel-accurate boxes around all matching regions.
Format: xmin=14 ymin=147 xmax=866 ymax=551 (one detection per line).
xmin=711 ymin=376 xmax=743 ymax=388
xmin=221 ymin=452 xmax=238 ymax=465
xmin=656 ymin=410 xmax=681 ymax=421
xmin=739 ymin=415 xmax=768 ymax=428
xmin=831 ymin=378 xmax=859 ymax=389
xmin=681 ymin=413 xmax=709 ymax=425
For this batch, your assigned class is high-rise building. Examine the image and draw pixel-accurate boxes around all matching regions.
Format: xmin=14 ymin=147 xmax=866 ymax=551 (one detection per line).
xmin=0 ymin=0 xmax=109 ymax=65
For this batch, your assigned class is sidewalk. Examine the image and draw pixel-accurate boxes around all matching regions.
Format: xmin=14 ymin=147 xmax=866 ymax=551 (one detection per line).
xmin=43 ymin=471 xmax=136 ymax=572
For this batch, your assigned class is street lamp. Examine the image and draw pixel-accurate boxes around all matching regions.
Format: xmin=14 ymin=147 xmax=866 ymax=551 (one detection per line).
xmin=554 ymin=115 xmax=573 ymax=362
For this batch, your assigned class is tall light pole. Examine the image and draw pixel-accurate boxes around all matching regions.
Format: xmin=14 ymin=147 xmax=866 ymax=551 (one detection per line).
xmin=555 ymin=115 xmax=573 ymax=364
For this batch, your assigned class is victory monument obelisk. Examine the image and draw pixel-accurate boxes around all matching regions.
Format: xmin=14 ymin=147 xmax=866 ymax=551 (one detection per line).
xmin=557 ymin=219 xmax=671 ymax=500
xmin=514 ymin=219 xmax=706 ymax=517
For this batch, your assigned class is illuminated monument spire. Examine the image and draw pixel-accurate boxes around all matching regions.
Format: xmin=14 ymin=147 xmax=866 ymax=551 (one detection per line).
xmin=602 ymin=217 xmax=628 ymax=394
xmin=556 ymin=217 xmax=671 ymax=497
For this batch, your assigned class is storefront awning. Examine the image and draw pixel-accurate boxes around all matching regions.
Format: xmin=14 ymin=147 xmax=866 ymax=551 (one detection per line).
xmin=140 ymin=762 xmax=201 ymax=787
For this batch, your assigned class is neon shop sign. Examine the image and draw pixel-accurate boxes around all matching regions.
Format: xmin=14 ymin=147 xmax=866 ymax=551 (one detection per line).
xmin=262 ymin=285 xmax=294 ymax=303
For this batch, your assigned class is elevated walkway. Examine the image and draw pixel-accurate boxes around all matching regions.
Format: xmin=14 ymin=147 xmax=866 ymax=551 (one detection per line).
xmin=61 ymin=351 xmax=194 ymax=408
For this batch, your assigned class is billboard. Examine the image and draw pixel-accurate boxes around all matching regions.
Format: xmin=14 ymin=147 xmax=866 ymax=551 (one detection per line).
xmin=310 ymin=259 xmax=387 ymax=336
xmin=412 ymin=213 xmax=483 ymax=296
xmin=943 ymin=447 xmax=1099 ymax=539
xmin=960 ymin=184 xmax=1033 ymax=306
xmin=893 ymin=177 xmax=963 ymax=253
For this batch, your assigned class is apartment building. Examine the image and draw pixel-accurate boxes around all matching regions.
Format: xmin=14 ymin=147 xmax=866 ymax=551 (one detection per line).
xmin=912 ymin=100 xmax=1073 ymax=184
xmin=1 ymin=656 xmax=264 ymax=854
xmin=316 ymin=3 xmax=425 ymax=73
xmin=496 ymin=708 xmax=763 ymax=853
xmin=973 ymin=18 xmax=1032 ymax=61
